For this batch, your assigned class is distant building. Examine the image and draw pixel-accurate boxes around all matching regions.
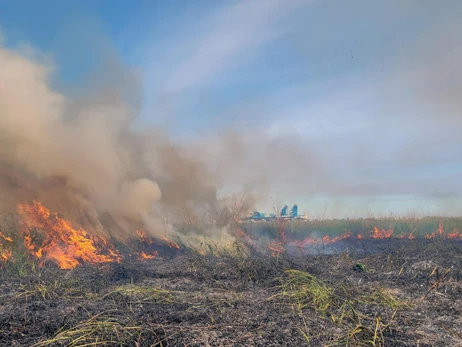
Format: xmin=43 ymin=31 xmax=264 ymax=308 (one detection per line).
xmin=248 ymin=211 xmax=266 ymax=220
xmin=242 ymin=204 xmax=305 ymax=221
xmin=290 ymin=204 xmax=298 ymax=218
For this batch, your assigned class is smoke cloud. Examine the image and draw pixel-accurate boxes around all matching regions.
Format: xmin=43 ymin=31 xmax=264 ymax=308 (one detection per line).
xmin=1 ymin=0 xmax=462 ymax=234
xmin=0 ymin=38 xmax=254 ymax=245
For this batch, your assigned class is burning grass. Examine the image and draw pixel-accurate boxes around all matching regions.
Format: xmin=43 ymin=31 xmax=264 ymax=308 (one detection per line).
xmin=241 ymin=216 xmax=462 ymax=241
xmin=0 ymin=201 xmax=184 ymax=271
xmin=17 ymin=201 xmax=122 ymax=269
xmin=1 ymin=199 xmax=460 ymax=271
xmin=1 ymin=201 xmax=462 ymax=345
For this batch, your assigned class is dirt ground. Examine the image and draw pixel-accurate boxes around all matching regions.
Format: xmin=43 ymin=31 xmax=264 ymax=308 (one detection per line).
xmin=0 ymin=239 xmax=461 ymax=346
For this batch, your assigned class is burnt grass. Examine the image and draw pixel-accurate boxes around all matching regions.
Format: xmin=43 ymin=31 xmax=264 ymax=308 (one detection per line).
xmin=0 ymin=239 xmax=461 ymax=346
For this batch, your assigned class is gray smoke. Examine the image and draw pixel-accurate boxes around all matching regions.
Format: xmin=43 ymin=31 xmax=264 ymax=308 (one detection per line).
xmin=0 ymin=39 xmax=252 ymax=246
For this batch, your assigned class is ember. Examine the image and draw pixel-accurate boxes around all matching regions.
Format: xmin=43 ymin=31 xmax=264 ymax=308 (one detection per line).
xmin=137 ymin=251 xmax=158 ymax=260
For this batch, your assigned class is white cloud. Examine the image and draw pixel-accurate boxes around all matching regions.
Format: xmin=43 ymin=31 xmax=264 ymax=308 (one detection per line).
xmin=158 ymin=0 xmax=310 ymax=93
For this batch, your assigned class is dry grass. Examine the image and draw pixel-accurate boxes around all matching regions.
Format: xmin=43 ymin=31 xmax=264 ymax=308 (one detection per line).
xmin=31 ymin=311 xmax=165 ymax=347
xmin=0 ymin=228 xmax=460 ymax=346
xmin=270 ymin=268 xmax=412 ymax=346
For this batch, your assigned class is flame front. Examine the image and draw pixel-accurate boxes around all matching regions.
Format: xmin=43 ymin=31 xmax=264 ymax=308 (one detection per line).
xmin=283 ymin=222 xmax=462 ymax=256
xmin=0 ymin=231 xmax=13 ymax=262
xmin=9 ymin=201 xmax=462 ymax=266
xmin=160 ymin=235 xmax=180 ymax=249
xmin=370 ymin=227 xmax=393 ymax=239
xmin=17 ymin=201 xmax=121 ymax=269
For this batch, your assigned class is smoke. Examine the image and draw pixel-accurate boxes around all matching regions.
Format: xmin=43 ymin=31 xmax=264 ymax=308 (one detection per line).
xmin=238 ymin=9 xmax=462 ymax=216
xmin=1 ymin=0 xmax=462 ymax=236
xmin=0 ymin=38 xmax=253 ymax=245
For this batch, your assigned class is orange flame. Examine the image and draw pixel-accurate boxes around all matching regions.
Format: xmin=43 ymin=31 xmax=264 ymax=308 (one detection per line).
xmin=160 ymin=235 xmax=180 ymax=249
xmin=438 ymin=222 xmax=444 ymax=236
xmin=136 ymin=229 xmax=153 ymax=245
xmin=285 ymin=221 xmax=462 ymax=255
xmin=12 ymin=200 xmax=462 ymax=265
xmin=268 ymin=217 xmax=288 ymax=256
xmin=17 ymin=201 xmax=121 ymax=269
xmin=133 ymin=229 xmax=180 ymax=260
xmin=323 ymin=233 xmax=352 ymax=243
xmin=0 ymin=231 xmax=13 ymax=243
xmin=0 ymin=249 xmax=12 ymax=261
xmin=285 ymin=226 xmax=420 ymax=256
xmin=0 ymin=230 xmax=13 ymax=263
xmin=268 ymin=240 xmax=285 ymax=257
xmin=137 ymin=251 xmax=158 ymax=261
xmin=370 ymin=227 xmax=393 ymax=239
xmin=448 ymin=229 xmax=462 ymax=239
xmin=425 ymin=222 xmax=446 ymax=239
xmin=397 ymin=232 xmax=415 ymax=240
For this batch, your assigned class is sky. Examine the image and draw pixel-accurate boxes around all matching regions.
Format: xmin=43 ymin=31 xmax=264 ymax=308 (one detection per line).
xmin=1 ymin=0 xmax=462 ymax=218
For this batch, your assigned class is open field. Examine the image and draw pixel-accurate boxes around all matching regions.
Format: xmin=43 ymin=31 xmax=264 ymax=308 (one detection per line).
xmin=1 ymin=236 xmax=461 ymax=346
xmin=240 ymin=216 xmax=462 ymax=240
xmin=1 ymin=1 xmax=462 ymax=346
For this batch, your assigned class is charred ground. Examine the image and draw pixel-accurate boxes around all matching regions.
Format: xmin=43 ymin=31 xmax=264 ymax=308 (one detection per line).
xmin=0 ymin=238 xmax=461 ymax=347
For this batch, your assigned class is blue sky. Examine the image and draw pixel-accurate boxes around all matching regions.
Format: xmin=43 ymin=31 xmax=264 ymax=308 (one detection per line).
xmin=1 ymin=0 xmax=462 ymax=217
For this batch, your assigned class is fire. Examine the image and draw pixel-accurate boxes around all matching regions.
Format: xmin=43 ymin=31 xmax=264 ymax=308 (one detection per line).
xmin=137 ymin=251 xmax=158 ymax=261
xmin=236 ymin=227 xmax=251 ymax=241
xmin=280 ymin=222 xmax=462 ymax=257
xmin=0 ymin=230 xmax=13 ymax=263
xmin=17 ymin=201 xmax=121 ymax=269
xmin=136 ymin=228 xmax=180 ymax=249
xmin=322 ymin=233 xmax=352 ymax=243
xmin=425 ymin=222 xmax=450 ymax=239
xmin=233 ymin=215 xmax=252 ymax=242
xmin=448 ymin=229 xmax=462 ymax=239
xmin=269 ymin=218 xmax=288 ymax=256
xmin=0 ymin=249 xmax=12 ymax=261
xmin=133 ymin=229 xmax=180 ymax=260
xmin=370 ymin=227 xmax=393 ymax=239
xmin=268 ymin=240 xmax=285 ymax=257
xmin=8 ymin=201 xmax=462 ymax=265
xmin=0 ymin=231 xmax=13 ymax=243
xmin=136 ymin=229 xmax=153 ymax=245
xmin=398 ymin=232 xmax=415 ymax=240
xmin=160 ymin=235 xmax=180 ymax=249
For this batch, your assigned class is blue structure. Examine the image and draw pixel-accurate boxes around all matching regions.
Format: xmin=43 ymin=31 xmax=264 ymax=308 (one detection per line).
xmin=249 ymin=211 xmax=266 ymax=220
xmin=290 ymin=204 xmax=298 ymax=218
xmin=242 ymin=204 xmax=304 ymax=221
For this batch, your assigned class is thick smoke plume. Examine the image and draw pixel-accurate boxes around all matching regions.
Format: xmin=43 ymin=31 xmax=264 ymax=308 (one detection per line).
xmin=0 ymin=41 xmax=250 ymax=245
xmin=2 ymin=0 xmax=462 ymax=237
